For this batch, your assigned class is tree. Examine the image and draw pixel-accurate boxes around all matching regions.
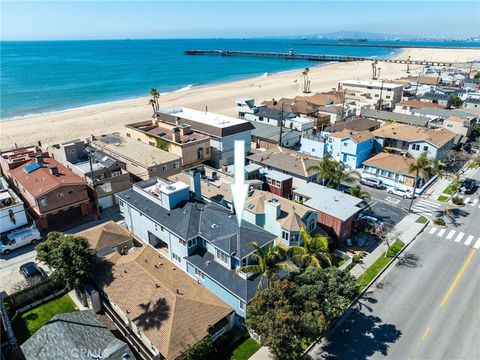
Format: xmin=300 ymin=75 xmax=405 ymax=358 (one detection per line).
xmin=349 ymin=185 xmax=371 ymax=199
xmin=451 ymin=96 xmax=463 ymax=109
xmin=240 ymin=242 xmax=298 ymax=290
xmin=149 ymin=88 xmax=160 ymax=114
xmin=246 ymin=268 xmax=357 ymax=360
xmin=288 ymin=228 xmax=331 ymax=268
xmin=308 ymin=158 xmax=360 ymax=190
xmin=408 ymin=152 xmax=441 ymax=212
xmin=36 ymin=232 xmax=94 ymax=290
xmin=371 ymin=224 xmax=400 ymax=257
xmin=179 ymin=335 xmax=214 ymax=360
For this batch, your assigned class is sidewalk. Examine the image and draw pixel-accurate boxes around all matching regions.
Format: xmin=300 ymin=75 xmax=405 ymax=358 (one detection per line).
xmin=350 ymin=213 xmax=428 ymax=278
xmin=422 ymin=177 xmax=450 ymax=200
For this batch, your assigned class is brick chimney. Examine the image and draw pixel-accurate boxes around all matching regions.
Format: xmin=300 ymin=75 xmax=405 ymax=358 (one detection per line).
xmin=50 ymin=165 xmax=59 ymax=176
xmin=172 ymin=127 xmax=181 ymax=143
xmin=35 ymin=154 xmax=44 ymax=164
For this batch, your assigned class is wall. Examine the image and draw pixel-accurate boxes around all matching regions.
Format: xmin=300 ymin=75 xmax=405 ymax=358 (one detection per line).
xmin=300 ymin=137 xmax=326 ymax=158
xmin=186 ymin=262 xmax=245 ymax=317
xmin=0 ymin=200 xmax=28 ymax=234
xmin=210 ymin=132 xmax=251 ymax=168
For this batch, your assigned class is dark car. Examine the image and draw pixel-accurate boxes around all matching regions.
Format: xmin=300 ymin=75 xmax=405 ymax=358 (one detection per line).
xmin=19 ymin=262 xmax=45 ymax=280
xmin=460 ymin=178 xmax=476 ymax=194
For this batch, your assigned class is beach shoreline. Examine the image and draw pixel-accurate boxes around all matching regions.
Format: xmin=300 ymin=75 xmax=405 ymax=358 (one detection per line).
xmin=1 ymin=47 xmax=479 ymax=149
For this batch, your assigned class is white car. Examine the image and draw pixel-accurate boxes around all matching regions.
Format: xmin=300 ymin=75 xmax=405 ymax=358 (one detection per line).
xmin=0 ymin=225 xmax=42 ymax=255
xmin=387 ymin=187 xmax=414 ymax=199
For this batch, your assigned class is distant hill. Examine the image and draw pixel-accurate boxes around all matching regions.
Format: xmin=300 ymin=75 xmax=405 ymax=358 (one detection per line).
xmin=302 ymin=31 xmax=416 ymax=40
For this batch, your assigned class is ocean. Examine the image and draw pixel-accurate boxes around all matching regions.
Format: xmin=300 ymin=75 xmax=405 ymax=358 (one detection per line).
xmin=1 ymin=38 xmax=478 ymax=120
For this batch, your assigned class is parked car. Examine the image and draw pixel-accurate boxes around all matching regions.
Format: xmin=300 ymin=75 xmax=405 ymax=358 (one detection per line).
xmin=0 ymin=225 xmax=42 ymax=255
xmin=387 ymin=187 xmax=414 ymax=199
xmin=19 ymin=262 xmax=45 ymax=280
xmin=360 ymin=177 xmax=384 ymax=189
xmin=354 ymin=214 xmax=383 ymax=232
xmin=459 ymin=178 xmax=476 ymax=194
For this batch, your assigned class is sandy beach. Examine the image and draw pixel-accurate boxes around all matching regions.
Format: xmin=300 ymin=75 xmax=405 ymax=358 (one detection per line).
xmin=1 ymin=47 xmax=480 ymax=150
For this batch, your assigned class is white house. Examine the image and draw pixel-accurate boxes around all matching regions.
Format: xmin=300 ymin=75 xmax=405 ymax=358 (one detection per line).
xmin=338 ymin=80 xmax=404 ymax=109
xmin=0 ymin=177 xmax=29 ymax=234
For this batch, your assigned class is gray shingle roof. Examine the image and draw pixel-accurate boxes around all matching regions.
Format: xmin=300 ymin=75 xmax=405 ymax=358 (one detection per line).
xmin=186 ymin=248 xmax=263 ymax=302
xmin=21 ymin=310 xmax=133 ymax=360
xmin=253 ymin=106 xmax=295 ymax=121
xmin=417 ymin=92 xmax=452 ymax=101
xmin=249 ymin=120 xmax=301 ymax=142
xmin=410 ymin=108 xmax=476 ymax=119
xmin=362 ymin=109 xmax=429 ymax=127
xmin=116 ymin=189 xmax=276 ymax=259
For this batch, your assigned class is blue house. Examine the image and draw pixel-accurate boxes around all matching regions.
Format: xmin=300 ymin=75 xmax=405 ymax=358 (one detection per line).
xmin=325 ymin=129 xmax=375 ymax=168
xmin=116 ymin=172 xmax=277 ymax=319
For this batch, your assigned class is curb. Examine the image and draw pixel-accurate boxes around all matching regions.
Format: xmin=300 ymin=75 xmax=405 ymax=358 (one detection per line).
xmin=302 ymin=219 xmax=429 ymax=358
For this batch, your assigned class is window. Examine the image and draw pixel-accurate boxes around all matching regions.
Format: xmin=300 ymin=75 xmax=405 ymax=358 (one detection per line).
xmin=162 ymin=165 xmax=167 ymax=172
xmin=239 ymin=301 xmax=246 ymax=311
xmin=423 ymin=146 xmax=428 ymax=151
xmin=308 ymin=219 xmax=315 ymax=232
xmin=172 ymin=253 xmax=181 ymax=263
xmin=259 ymin=117 xmax=264 ymax=121
xmin=38 ymin=197 xmax=47 ymax=207
xmin=67 ymin=190 xmax=74 ymax=195
xmin=119 ymin=200 xmax=124 ymax=207
xmin=173 ymin=162 xmax=180 ymax=169
xmin=195 ymin=268 xmax=205 ymax=280
xmin=188 ymin=238 xmax=197 ymax=247
xmin=411 ymin=144 xmax=420 ymax=151
xmin=126 ymin=133 xmax=131 ymax=137
xmin=179 ymin=239 xmax=187 ymax=246
xmin=275 ymin=180 xmax=281 ymax=187
xmin=282 ymin=231 xmax=289 ymax=241
xmin=151 ymin=167 xmax=156 ymax=172
xmin=343 ymin=142 xmax=348 ymax=146
xmin=197 ymin=148 xmax=204 ymax=160
xmin=216 ymin=249 xmax=229 ymax=264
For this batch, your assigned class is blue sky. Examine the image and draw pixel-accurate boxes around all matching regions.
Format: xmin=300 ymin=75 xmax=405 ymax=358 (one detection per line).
xmin=1 ymin=1 xmax=479 ymax=40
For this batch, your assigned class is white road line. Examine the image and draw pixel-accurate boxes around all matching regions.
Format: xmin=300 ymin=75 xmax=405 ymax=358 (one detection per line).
xmin=437 ymin=228 xmax=446 ymax=237
xmin=464 ymin=197 xmax=471 ymax=203
xmin=454 ymin=232 xmax=465 ymax=243
xmin=464 ymin=235 xmax=474 ymax=246
xmin=417 ymin=199 xmax=440 ymax=206
xmin=429 ymin=227 xmax=438 ymax=234
xmin=471 ymin=198 xmax=479 ymax=206
xmin=446 ymin=230 xmax=456 ymax=240
xmin=474 ymin=238 xmax=480 ymax=250
xmin=413 ymin=204 xmax=437 ymax=210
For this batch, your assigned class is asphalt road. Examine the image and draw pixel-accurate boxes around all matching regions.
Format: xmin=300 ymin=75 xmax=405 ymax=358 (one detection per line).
xmin=311 ymin=184 xmax=480 ymax=360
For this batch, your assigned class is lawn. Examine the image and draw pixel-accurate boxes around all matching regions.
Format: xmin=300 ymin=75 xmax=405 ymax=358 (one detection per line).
xmin=12 ymin=294 xmax=78 ymax=344
xmin=213 ymin=335 xmax=261 ymax=360
xmin=443 ymin=181 xmax=460 ymax=195
xmin=356 ymin=240 xmax=405 ymax=293
xmin=416 ymin=215 xmax=429 ymax=224
xmin=437 ymin=195 xmax=449 ymax=202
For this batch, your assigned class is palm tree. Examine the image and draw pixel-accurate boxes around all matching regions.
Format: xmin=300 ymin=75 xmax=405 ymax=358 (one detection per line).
xmin=148 ymin=99 xmax=157 ymax=115
xmin=288 ymin=228 xmax=332 ymax=269
xmin=240 ymin=242 xmax=298 ymax=289
xmin=307 ymin=158 xmax=360 ymax=189
xmin=349 ymin=185 xmax=371 ymax=199
xmin=149 ymin=88 xmax=160 ymax=113
xmin=408 ymin=152 xmax=441 ymax=212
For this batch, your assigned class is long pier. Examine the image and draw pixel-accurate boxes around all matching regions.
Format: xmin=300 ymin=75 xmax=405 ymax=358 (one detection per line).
xmin=184 ymin=49 xmax=454 ymax=66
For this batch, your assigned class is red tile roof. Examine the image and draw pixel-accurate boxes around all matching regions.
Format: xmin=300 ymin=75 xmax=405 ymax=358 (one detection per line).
xmin=10 ymin=157 xmax=86 ymax=198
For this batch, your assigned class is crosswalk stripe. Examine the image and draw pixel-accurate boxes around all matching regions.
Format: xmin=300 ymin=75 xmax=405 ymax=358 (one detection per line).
xmin=417 ymin=199 xmax=440 ymax=206
xmin=446 ymin=230 xmax=456 ymax=240
xmin=474 ymin=238 xmax=480 ymax=250
xmin=429 ymin=227 xmax=437 ymax=234
xmin=437 ymin=229 xmax=446 ymax=237
xmin=471 ymin=198 xmax=479 ymax=206
xmin=454 ymin=232 xmax=465 ymax=243
xmin=464 ymin=235 xmax=474 ymax=246
xmin=464 ymin=197 xmax=471 ymax=203
xmin=414 ymin=204 xmax=437 ymax=211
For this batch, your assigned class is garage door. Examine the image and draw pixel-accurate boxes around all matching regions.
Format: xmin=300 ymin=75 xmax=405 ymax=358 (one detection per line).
xmin=98 ymin=195 xmax=114 ymax=209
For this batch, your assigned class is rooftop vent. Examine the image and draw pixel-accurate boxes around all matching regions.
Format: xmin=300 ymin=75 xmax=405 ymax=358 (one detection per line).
xmin=158 ymin=132 xmax=166 ymax=137
xmin=166 ymin=185 xmax=176 ymax=191
xmin=211 ymin=223 xmax=218 ymax=229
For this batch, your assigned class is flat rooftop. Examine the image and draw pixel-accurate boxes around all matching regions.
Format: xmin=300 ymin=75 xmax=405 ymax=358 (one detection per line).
xmin=162 ymin=107 xmax=248 ymax=129
xmin=340 ymin=80 xmax=403 ymax=90
xmin=91 ymin=132 xmax=181 ymax=167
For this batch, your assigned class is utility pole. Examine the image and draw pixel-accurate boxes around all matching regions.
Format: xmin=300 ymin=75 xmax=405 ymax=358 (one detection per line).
xmin=88 ymin=152 xmax=101 ymax=220
xmin=377 ymin=80 xmax=385 ymax=110
xmin=278 ymin=102 xmax=285 ymax=147
xmin=340 ymin=89 xmax=346 ymax=121
xmin=406 ymin=55 xmax=411 ymax=74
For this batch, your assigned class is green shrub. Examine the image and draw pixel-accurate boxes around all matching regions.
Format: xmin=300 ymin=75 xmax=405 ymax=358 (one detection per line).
xmin=416 ymin=216 xmax=428 ymax=224
xmin=443 ymin=181 xmax=460 ymax=195
xmin=437 ymin=195 xmax=449 ymax=202
xmin=433 ymin=217 xmax=446 ymax=226
xmin=451 ymin=196 xmax=464 ymax=206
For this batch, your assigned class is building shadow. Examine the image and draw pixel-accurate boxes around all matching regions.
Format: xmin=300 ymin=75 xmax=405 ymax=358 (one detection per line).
xmin=320 ymin=309 xmax=402 ymax=360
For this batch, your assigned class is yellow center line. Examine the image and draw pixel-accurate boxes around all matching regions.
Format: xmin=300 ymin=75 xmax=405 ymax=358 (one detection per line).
xmin=440 ymin=249 xmax=476 ymax=308
xmin=421 ymin=326 xmax=431 ymax=340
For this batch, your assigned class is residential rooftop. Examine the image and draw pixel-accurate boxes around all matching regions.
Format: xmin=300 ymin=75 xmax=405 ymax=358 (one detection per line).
xmin=249 ymin=120 xmax=301 ymax=143
xmin=21 ymin=310 xmax=134 ymax=360
xmin=293 ymin=182 xmax=363 ymax=221
xmin=95 ymin=245 xmax=233 ymax=360
xmin=328 ymin=129 xmax=374 ymax=143
xmin=410 ymin=108 xmax=477 ymax=120
xmin=91 ymin=132 xmax=181 ymax=167
xmin=363 ymin=152 xmax=415 ymax=175
xmin=372 ymin=123 xmax=456 ymax=148
xmin=396 ymin=99 xmax=445 ymax=109
xmin=126 ymin=120 xmax=209 ymax=144
xmin=362 ymin=108 xmax=430 ymax=127
xmin=156 ymin=107 xmax=254 ymax=137
xmin=247 ymin=147 xmax=323 ymax=179
xmin=325 ymin=118 xmax=381 ymax=133
xmin=339 ymin=80 xmax=404 ymax=90
xmin=10 ymin=156 xmax=85 ymax=198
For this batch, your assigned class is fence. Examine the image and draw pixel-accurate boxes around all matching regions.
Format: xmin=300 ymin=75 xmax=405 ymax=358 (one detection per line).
xmin=4 ymin=278 xmax=64 ymax=313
